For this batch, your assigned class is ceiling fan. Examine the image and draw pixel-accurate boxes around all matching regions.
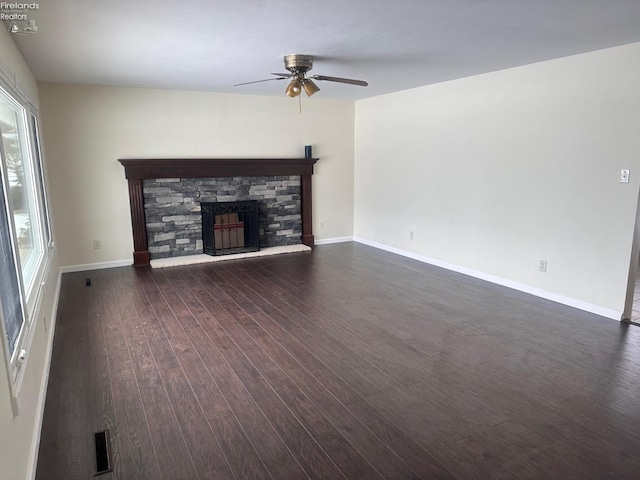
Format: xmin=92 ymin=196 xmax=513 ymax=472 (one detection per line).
xmin=234 ymin=54 xmax=368 ymax=97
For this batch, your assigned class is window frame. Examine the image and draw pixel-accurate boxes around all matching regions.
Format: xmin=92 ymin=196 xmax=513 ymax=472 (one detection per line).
xmin=0 ymin=79 xmax=53 ymax=396
xmin=30 ymin=112 xmax=52 ymax=248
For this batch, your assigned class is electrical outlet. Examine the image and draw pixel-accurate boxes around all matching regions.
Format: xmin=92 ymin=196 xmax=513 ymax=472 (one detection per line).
xmin=409 ymin=231 xmax=414 ymax=240
xmin=620 ymin=169 xmax=630 ymax=183
xmin=539 ymin=259 xmax=547 ymax=272
xmin=93 ymin=240 xmax=101 ymax=249
xmin=320 ymin=222 xmax=325 ymax=229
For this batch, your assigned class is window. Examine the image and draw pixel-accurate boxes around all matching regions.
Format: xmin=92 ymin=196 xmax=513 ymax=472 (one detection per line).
xmin=0 ymin=89 xmax=45 ymax=296
xmin=0 ymin=176 xmax=25 ymax=358
xmin=0 ymin=84 xmax=51 ymax=375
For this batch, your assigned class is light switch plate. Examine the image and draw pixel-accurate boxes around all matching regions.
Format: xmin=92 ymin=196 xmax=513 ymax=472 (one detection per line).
xmin=620 ymin=169 xmax=630 ymax=183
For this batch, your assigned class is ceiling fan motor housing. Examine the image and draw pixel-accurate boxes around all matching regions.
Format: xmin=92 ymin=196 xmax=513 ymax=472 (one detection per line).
xmin=284 ymin=54 xmax=314 ymax=74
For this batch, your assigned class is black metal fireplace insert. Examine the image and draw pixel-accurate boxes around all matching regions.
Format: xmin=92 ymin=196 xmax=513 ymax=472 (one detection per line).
xmin=201 ymin=201 xmax=260 ymax=256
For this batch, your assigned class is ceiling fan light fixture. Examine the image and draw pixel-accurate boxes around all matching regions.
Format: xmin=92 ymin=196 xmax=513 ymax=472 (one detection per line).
xmin=285 ymin=78 xmax=302 ymax=97
xmin=302 ymin=79 xmax=320 ymax=97
xmin=235 ymin=54 xmax=368 ymax=101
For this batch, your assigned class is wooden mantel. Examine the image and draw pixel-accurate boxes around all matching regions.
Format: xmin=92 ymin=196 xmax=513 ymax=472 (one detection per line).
xmin=119 ymin=158 xmax=319 ymax=267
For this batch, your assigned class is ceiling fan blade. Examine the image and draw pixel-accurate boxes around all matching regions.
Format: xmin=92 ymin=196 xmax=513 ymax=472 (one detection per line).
xmin=271 ymin=73 xmax=293 ymax=77
xmin=234 ymin=77 xmax=287 ymax=86
xmin=312 ymin=75 xmax=368 ymax=87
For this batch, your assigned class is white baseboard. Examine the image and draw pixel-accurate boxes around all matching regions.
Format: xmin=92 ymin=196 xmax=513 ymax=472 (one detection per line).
xmin=60 ymin=259 xmax=132 ymax=273
xmin=353 ymin=237 xmax=622 ymax=321
xmin=315 ymin=236 xmax=354 ymax=245
xmin=27 ymin=268 xmax=63 ymax=480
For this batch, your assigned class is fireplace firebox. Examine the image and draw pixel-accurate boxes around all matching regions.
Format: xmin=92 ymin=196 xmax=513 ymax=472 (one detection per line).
xmin=201 ymin=201 xmax=260 ymax=256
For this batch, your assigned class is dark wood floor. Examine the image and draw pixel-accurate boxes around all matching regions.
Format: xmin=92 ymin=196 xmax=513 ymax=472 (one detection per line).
xmin=36 ymin=242 xmax=640 ymax=479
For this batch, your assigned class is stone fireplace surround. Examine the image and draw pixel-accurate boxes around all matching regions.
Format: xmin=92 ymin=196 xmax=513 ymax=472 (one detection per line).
xmin=118 ymin=157 xmax=319 ymax=267
xmin=144 ymin=177 xmax=302 ymax=259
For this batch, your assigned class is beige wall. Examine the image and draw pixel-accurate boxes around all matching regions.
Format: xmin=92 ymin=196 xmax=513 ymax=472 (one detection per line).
xmin=355 ymin=43 xmax=640 ymax=316
xmin=39 ymin=85 xmax=355 ymax=267
xmin=0 ymin=29 xmax=61 ymax=480
xmin=0 ymin=31 xmax=38 ymax=106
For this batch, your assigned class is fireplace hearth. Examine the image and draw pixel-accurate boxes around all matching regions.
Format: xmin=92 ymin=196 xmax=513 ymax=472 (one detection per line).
xmin=202 ymin=201 xmax=260 ymax=256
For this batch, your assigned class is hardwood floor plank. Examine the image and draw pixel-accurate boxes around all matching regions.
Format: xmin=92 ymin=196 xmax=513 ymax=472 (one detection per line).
xmin=216 ymin=260 xmax=460 ymax=478
xmin=35 ymin=438 xmax=89 ymax=480
xmin=190 ymin=265 xmax=452 ymax=479
xmin=37 ymin=243 xmax=640 ymax=479
xmin=202 ymin=465 xmax=236 ymax=480
xmin=102 ymin=271 xmax=163 ymax=480
xmin=220 ymin=261 xmax=402 ymax=396
xmin=208 ymin=415 xmax=273 ymax=480
xmin=183 ymin=269 xmax=382 ymax=479
xmin=150 ymin=267 xmax=304 ymax=479
xmin=172 ymin=267 xmax=346 ymax=480
xmin=131 ymin=269 xmax=230 ymax=477
xmin=515 ymin=406 xmax=638 ymax=479
xmin=111 ymin=270 xmax=199 ymax=480
xmin=36 ymin=274 xmax=89 ymax=480
xmin=83 ymin=270 xmax=126 ymax=479
xmin=247 ymin=260 xmax=430 ymax=386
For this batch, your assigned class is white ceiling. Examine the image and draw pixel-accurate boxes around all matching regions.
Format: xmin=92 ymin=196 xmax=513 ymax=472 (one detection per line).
xmin=8 ymin=0 xmax=640 ymax=100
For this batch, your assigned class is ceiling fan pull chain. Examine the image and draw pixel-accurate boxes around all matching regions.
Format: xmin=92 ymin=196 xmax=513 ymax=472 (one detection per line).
xmin=298 ymin=94 xmax=302 ymax=114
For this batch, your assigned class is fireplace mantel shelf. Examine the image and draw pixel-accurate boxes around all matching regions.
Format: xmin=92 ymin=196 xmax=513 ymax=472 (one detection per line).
xmin=119 ymin=157 xmax=319 ymax=180
xmin=119 ymin=157 xmax=319 ymax=266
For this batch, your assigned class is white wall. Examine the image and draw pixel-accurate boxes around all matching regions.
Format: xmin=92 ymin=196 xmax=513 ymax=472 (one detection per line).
xmin=355 ymin=43 xmax=640 ymax=316
xmin=38 ymin=84 xmax=355 ymax=268
xmin=0 ymin=29 xmax=61 ymax=480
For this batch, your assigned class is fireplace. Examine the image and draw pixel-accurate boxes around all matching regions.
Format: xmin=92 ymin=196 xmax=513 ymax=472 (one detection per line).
xmin=201 ymin=200 xmax=260 ymax=256
xmin=118 ymin=157 xmax=319 ymax=266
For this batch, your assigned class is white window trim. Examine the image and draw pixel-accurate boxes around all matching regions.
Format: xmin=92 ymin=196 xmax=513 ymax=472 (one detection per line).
xmin=0 ymin=76 xmax=54 ymax=412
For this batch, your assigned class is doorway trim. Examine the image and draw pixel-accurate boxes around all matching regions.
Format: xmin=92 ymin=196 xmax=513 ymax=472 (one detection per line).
xmin=622 ymin=186 xmax=640 ymax=322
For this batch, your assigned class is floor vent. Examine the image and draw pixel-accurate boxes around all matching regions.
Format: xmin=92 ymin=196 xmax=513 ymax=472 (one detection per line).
xmin=85 ymin=278 xmax=92 ymax=287
xmin=93 ymin=429 xmax=113 ymax=476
